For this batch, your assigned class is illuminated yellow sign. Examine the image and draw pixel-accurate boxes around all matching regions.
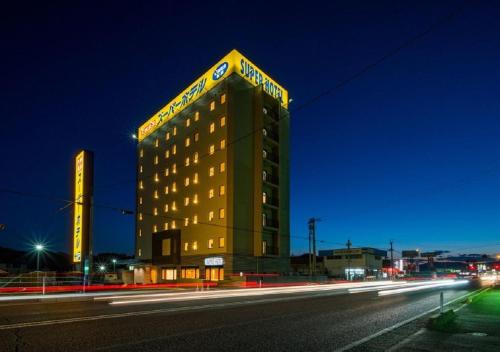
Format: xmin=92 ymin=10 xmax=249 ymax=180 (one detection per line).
xmin=138 ymin=49 xmax=288 ymax=141
xmin=73 ymin=151 xmax=85 ymax=263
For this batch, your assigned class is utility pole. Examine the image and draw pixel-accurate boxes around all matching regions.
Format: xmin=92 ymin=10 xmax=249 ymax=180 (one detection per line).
xmin=389 ymin=240 xmax=395 ymax=280
xmin=308 ymin=218 xmax=321 ymax=277
xmin=346 ymin=239 xmax=352 ymax=281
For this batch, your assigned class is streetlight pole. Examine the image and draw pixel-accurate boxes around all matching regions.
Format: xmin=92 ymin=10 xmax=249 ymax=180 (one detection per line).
xmin=35 ymin=244 xmax=44 ymax=285
xmin=112 ymin=259 xmax=117 ymax=273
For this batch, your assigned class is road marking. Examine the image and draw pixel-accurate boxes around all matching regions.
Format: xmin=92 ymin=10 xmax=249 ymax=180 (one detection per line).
xmin=333 ymin=288 xmax=485 ymax=352
xmin=0 ymin=290 xmax=347 ymax=331
xmin=386 ymin=328 xmax=425 ymax=352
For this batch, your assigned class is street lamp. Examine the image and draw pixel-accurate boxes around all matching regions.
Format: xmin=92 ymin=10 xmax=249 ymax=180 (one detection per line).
xmin=131 ymin=133 xmax=138 ymax=140
xmin=112 ymin=259 xmax=117 ymax=273
xmin=99 ymin=265 xmax=106 ymax=272
xmin=34 ymin=244 xmax=44 ymax=285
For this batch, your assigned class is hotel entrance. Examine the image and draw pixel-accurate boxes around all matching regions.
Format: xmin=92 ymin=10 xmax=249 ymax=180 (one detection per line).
xmin=205 ymin=267 xmax=224 ymax=281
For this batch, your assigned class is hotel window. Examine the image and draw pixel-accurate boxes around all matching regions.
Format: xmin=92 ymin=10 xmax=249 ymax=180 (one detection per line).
xmin=193 ymin=173 xmax=198 ymax=184
xmin=193 ymin=214 xmax=198 ymax=224
xmin=164 ymin=222 xmax=169 ymax=230
xmin=209 ymin=189 xmax=214 ymax=199
xmin=185 ymin=137 xmax=190 ymax=147
xmin=209 ymin=211 xmax=214 ymax=221
xmin=219 ymin=237 xmax=225 ymax=248
xmin=262 ymin=241 xmax=267 ymax=255
xmin=263 ymin=150 xmax=267 ymax=159
xmin=219 ymin=185 xmax=225 ymax=196
xmin=209 ymin=144 xmax=215 ymax=155
xmin=140 ymin=149 xmax=144 ymax=158
xmin=192 ymin=241 xmax=198 ymax=250
xmin=153 ymin=224 xmax=158 ymax=232
xmin=184 ymin=242 xmax=189 ymax=251
xmin=210 ymin=101 xmax=215 ymax=111
xmin=165 ymin=150 xmax=170 ymax=159
xmin=138 ymin=213 xmax=143 ymax=221
xmin=154 ymin=155 xmax=159 ymax=165
xmin=185 ymin=157 xmax=190 ymax=166
xmin=172 ymin=201 xmax=177 ymax=211
xmin=161 ymin=239 xmax=171 ymax=256
xmin=209 ymin=166 xmax=215 ymax=176
xmin=172 ymin=144 xmax=177 ymax=155
xmin=172 ymin=163 xmax=177 ymax=174
xmin=165 ymin=186 xmax=169 ymax=194
xmin=193 ymin=152 xmax=199 ymax=164
xmin=154 ymin=190 xmax=159 ymax=199
xmin=172 ymin=182 xmax=177 ymax=192
xmin=194 ymin=111 xmax=200 ymax=121
xmin=184 ymin=197 xmax=189 ymax=206
xmin=220 ymin=94 xmax=226 ymax=104
xmin=172 ymin=220 xmax=176 ymax=229
xmin=186 ymin=118 xmax=191 ymax=127
xmin=184 ymin=177 xmax=190 ymax=187
xmin=262 ymin=128 xmax=268 ymax=136
xmin=154 ymin=173 xmax=159 ymax=182
xmin=194 ymin=132 xmax=199 ymax=142
xmin=139 ymin=197 xmax=143 ymax=205
xmin=166 ymin=131 xmax=170 ymax=140
xmin=154 ymin=207 xmax=158 ymax=216
xmin=220 ymin=116 xmax=226 ymax=127
xmin=139 ymin=165 xmax=143 ymax=173
xmin=155 ymin=138 xmax=159 ymax=147
xmin=220 ymin=139 xmax=226 ymax=150
xmin=138 ymin=248 xmax=142 ymax=256
xmin=139 ymin=180 xmax=143 ymax=189
xmin=208 ymin=239 xmax=214 ymax=249
xmin=193 ymin=194 xmax=198 ymax=204
xmin=165 ymin=168 xmax=169 ymax=177
xmin=219 ymin=162 xmax=226 ymax=173
xmin=219 ymin=208 xmax=225 ymax=219
xmin=164 ymin=203 xmax=169 ymax=212
xmin=138 ymin=228 xmax=142 ymax=237
xmin=184 ymin=217 xmax=189 ymax=227
xmin=209 ymin=122 xmax=215 ymax=133
xmin=262 ymin=213 xmax=267 ymax=226
xmin=162 ymin=268 xmax=176 ymax=280
xmin=173 ymin=126 xmax=177 ymax=136
xmin=181 ymin=267 xmax=200 ymax=279
xmin=262 ymin=192 xmax=267 ymax=204
xmin=262 ymin=170 xmax=267 ymax=181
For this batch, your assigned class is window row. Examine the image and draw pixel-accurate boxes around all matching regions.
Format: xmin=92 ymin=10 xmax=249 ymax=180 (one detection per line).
xmin=184 ymin=237 xmax=225 ymax=252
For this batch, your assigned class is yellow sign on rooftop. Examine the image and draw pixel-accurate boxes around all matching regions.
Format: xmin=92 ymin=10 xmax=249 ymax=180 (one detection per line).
xmin=138 ymin=49 xmax=288 ymax=141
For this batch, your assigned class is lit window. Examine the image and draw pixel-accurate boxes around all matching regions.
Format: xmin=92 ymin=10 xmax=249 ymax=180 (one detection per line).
xmin=193 ymin=241 xmax=198 ymax=250
xmin=172 ymin=182 xmax=177 ymax=192
xmin=220 ymin=116 xmax=226 ymax=127
xmin=193 ymin=214 xmax=198 ymax=224
xmin=210 ymin=122 xmax=215 ymax=133
xmin=165 ymin=168 xmax=169 ymax=176
xmin=154 ymin=155 xmax=159 ymax=164
xmin=166 ymin=131 xmax=170 ymax=140
xmin=165 ymin=150 xmax=170 ymax=159
xmin=193 ymin=194 xmax=198 ymax=204
xmin=209 ymin=167 xmax=215 ymax=176
xmin=220 ymin=139 xmax=226 ymax=150
xmin=164 ymin=222 xmax=169 ymax=230
xmin=138 ymin=228 xmax=142 ymax=237
xmin=219 ymin=185 xmax=225 ymax=196
xmin=140 ymin=149 xmax=144 ymax=158
xmin=139 ymin=180 xmax=143 ymax=189
xmin=219 ymin=162 xmax=225 ymax=173
xmin=184 ymin=217 xmax=189 ymax=227
xmin=209 ymin=144 xmax=215 ymax=155
xmin=185 ymin=157 xmax=190 ymax=166
xmin=184 ymin=177 xmax=190 ymax=187
xmin=262 ymin=241 xmax=267 ymax=255
xmin=172 ymin=144 xmax=177 ymax=155
xmin=154 ymin=190 xmax=159 ymax=199
xmin=262 ymin=213 xmax=267 ymax=226
xmin=164 ymin=204 xmax=169 ymax=212
xmin=165 ymin=186 xmax=169 ymax=194
xmin=184 ymin=242 xmax=188 ymax=251
xmin=139 ymin=197 xmax=143 ymax=205
xmin=208 ymin=239 xmax=214 ymax=249
xmin=263 ymin=150 xmax=267 ymax=159
xmin=194 ymin=152 xmax=199 ymax=164
xmin=194 ymin=111 xmax=199 ymax=121
xmin=184 ymin=197 xmax=189 ymax=206
xmin=139 ymin=165 xmax=143 ymax=173
xmin=186 ymin=118 xmax=191 ymax=127
xmin=194 ymin=132 xmax=199 ymax=142
xmin=172 ymin=220 xmax=176 ymax=229
xmin=219 ymin=237 xmax=225 ymax=248
xmin=154 ymin=207 xmax=158 ymax=216
xmin=155 ymin=138 xmax=159 ymax=147
xmin=153 ymin=224 xmax=157 ymax=232
xmin=193 ymin=173 xmax=198 ymax=184
xmin=263 ymin=192 xmax=267 ymax=204
xmin=263 ymin=170 xmax=267 ymax=181
xmin=172 ymin=163 xmax=177 ymax=174
xmin=172 ymin=201 xmax=177 ymax=211
xmin=210 ymin=101 xmax=215 ymax=111
xmin=185 ymin=137 xmax=190 ymax=147
xmin=220 ymin=94 xmax=226 ymax=104
xmin=209 ymin=211 xmax=214 ymax=221
xmin=138 ymin=213 xmax=143 ymax=221
xmin=138 ymin=248 xmax=142 ymax=256
xmin=173 ymin=126 xmax=177 ymax=136
xmin=219 ymin=208 xmax=225 ymax=219
xmin=154 ymin=173 xmax=159 ymax=182
xmin=209 ymin=189 xmax=214 ymax=199
xmin=262 ymin=128 xmax=267 ymax=136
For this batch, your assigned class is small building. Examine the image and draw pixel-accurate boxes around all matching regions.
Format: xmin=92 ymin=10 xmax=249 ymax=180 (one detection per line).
xmin=320 ymin=248 xmax=387 ymax=279
xmin=290 ymin=254 xmax=326 ymax=275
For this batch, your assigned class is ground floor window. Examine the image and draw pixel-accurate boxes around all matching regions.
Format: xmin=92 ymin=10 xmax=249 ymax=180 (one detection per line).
xmin=181 ymin=267 xmax=200 ymax=279
xmin=161 ymin=268 xmax=177 ymax=280
xmin=205 ymin=267 xmax=224 ymax=281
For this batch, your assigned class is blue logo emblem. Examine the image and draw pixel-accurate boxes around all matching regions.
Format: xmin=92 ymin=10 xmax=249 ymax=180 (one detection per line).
xmin=213 ymin=62 xmax=228 ymax=80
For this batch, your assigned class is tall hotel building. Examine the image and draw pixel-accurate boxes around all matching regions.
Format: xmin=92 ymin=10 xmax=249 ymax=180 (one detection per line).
xmin=135 ymin=50 xmax=289 ymax=282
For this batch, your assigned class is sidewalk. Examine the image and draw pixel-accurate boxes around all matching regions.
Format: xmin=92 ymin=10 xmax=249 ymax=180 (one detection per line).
xmin=393 ymin=286 xmax=500 ymax=351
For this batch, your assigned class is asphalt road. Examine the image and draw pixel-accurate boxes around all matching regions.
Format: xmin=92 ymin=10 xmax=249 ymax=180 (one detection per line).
xmin=0 ymin=283 xmax=476 ymax=352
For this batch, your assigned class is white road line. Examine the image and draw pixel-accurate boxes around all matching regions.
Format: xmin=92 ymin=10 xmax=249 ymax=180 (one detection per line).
xmin=385 ymin=328 xmax=426 ymax=352
xmin=332 ymin=288 xmax=485 ymax=352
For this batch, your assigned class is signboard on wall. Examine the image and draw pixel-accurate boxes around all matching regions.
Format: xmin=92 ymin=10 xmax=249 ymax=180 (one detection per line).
xmin=204 ymin=257 xmax=224 ymax=266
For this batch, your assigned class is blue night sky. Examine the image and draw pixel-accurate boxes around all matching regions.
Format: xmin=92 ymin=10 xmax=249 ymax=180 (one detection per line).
xmin=1 ymin=0 xmax=500 ymax=256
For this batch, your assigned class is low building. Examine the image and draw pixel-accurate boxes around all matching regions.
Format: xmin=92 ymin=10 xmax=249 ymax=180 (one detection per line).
xmin=290 ymin=254 xmax=326 ymax=275
xmin=319 ymin=248 xmax=387 ymax=279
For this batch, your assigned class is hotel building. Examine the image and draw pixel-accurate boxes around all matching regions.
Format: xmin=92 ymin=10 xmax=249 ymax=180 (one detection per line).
xmin=135 ymin=50 xmax=289 ymax=282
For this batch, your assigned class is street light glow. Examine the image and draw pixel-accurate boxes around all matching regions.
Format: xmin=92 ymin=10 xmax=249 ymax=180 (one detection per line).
xmin=99 ymin=265 xmax=106 ymax=271
xmin=131 ymin=133 xmax=138 ymax=140
xmin=35 ymin=244 xmax=44 ymax=251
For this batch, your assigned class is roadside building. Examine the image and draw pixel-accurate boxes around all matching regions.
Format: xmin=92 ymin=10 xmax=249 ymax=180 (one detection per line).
xmin=290 ymin=254 xmax=326 ymax=276
xmin=319 ymin=248 xmax=387 ymax=279
xmin=135 ymin=50 xmax=290 ymax=282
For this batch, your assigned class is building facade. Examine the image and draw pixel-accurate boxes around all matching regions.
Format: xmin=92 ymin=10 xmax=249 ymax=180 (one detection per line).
xmin=319 ymin=248 xmax=387 ymax=279
xmin=135 ymin=50 xmax=290 ymax=282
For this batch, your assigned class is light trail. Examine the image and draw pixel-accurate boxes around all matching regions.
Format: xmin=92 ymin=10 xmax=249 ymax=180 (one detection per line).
xmin=377 ymin=279 xmax=469 ymax=296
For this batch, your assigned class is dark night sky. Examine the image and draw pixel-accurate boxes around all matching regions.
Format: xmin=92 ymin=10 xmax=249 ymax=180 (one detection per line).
xmin=1 ymin=0 xmax=500 ymax=256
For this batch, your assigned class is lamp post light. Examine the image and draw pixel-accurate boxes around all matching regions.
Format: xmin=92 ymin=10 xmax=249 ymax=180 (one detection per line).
xmin=99 ymin=265 xmax=106 ymax=273
xmin=35 ymin=244 xmax=44 ymax=285
xmin=112 ymin=259 xmax=117 ymax=273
